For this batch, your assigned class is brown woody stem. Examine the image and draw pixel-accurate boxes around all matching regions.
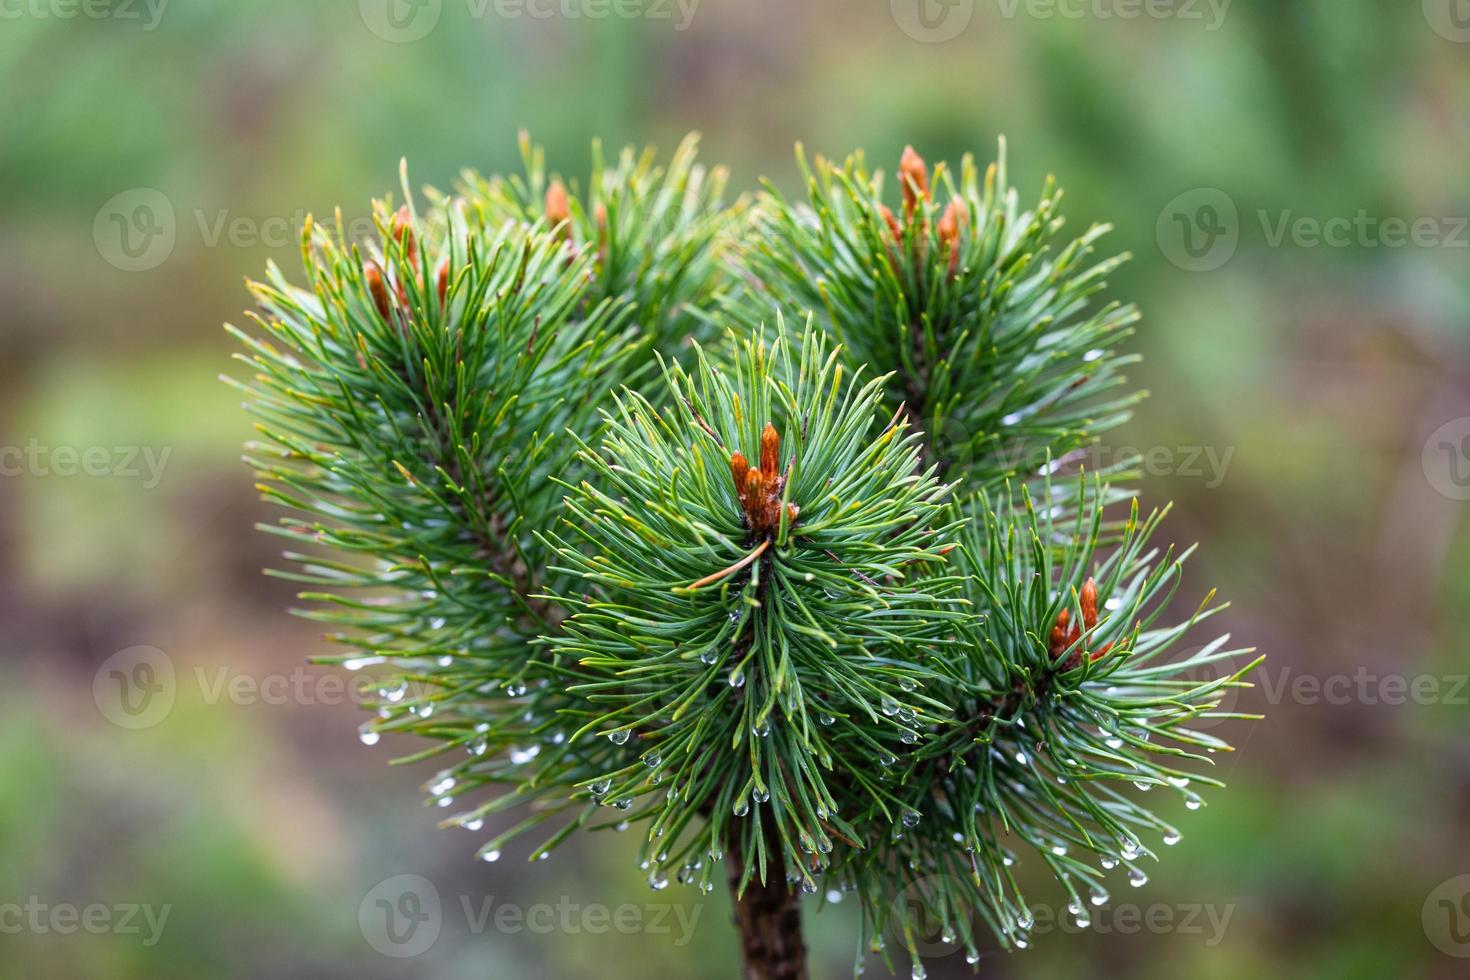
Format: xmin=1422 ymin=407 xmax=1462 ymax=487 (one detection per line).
xmin=726 ymin=821 xmax=807 ymax=980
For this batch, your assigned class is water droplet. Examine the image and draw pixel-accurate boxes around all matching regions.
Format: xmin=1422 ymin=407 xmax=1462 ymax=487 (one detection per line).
xmin=819 ymin=713 xmax=835 ymax=726
xmin=1133 ymin=780 xmax=1153 ymax=791
xmin=614 ymin=821 xmax=629 ymax=832
xmin=966 ymin=951 xmax=981 ymax=965
xmin=1100 ymin=855 xmax=1118 ymax=869
xmin=728 ymin=670 xmax=745 ymax=688
xmin=343 ymin=656 xmax=381 ymax=671
xmin=1015 ymin=751 xmax=1029 ymax=766
xmin=1013 ymin=936 xmax=1028 ymax=949
xmin=1162 ymin=829 xmax=1181 ymax=846
xmin=1167 ymin=776 xmax=1191 ymax=788
xmin=614 ymin=798 xmax=633 ymax=811
xmin=462 ymin=817 xmax=484 ymax=831
xmin=1073 ymin=911 xmax=1091 ymax=927
xmin=902 ymin=810 xmax=921 ymax=828
xmin=503 ymin=681 xmax=527 ymax=697
xmin=911 ymin=964 xmax=927 ymax=980
xmin=1089 ymin=887 xmax=1109 ymax=907
xmin=436 ymin=796 xmax=453 ymax=808
xmin=732 ymin=798 xmax=749 ymax=817
xmin=509 ymin=745 xmax=540 ymax=765
xmin=1051 ymin=843 xmax=1068 ymax=856
xmin=1184 ymin=793 xmax=1203 ymax=810
xmin=879 ymin=754 xmax=897 ymax=767
xmin=1128 ymin=867 xmax=1148 ymax=887
xmin=826 ymin=889 xmax=842 ymax=903
xmin=880 ymin=697 xmax=900 ymax=717
xmin=752 ymin=785 xmax=770 ymax=804
xmin=358 ymin=724 xmax=380 ymax=746
xmin=1120 ymin=837 xmax=1140 ymax=859
xmin=700 ymin=650 xmax=718 ymax=665
xmin=1105 ymin=736 xmax=1124 ymax=749
xmin=901 ymin=730 xmax=918 ymax=744
xmin=381 ymin=681 xmax=407 ymax=703
xmin=648 ymin=871 xmax=668 ymax=891
xmin=430 ymin=777 xmax=457 ymax=796
xmin=753 ymin=718 xmax=771 ymax=738
xmin=590 ymin=780 xmax=610 ymax=797
xmin=481 ymin=849 xmax=501 ymax=863
xmin=608 ymin=729 xmax=631 ymax=745
xmin=643 ymin=752 xmax=661 ymax=767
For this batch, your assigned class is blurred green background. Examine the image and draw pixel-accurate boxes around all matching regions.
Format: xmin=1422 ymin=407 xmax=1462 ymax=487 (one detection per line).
xmin=3 ymin=1 xmax=1468 ymax=977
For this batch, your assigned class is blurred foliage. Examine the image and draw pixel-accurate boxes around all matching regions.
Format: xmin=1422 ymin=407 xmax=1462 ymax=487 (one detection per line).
xmin=2 ymin=0 xmax=1468 ymax=977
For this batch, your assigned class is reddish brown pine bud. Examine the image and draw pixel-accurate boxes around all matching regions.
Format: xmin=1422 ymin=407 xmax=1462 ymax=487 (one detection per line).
xmin=760 ymin=423 xmax=779 ymax=479
xmin=744 ymin=468 xmax=765 ymax=525
xmin=1049 ymin=608 xmax=1071 ymax=658
xmin=786 ymin=502 xmax=800 ymax=524
xmin=364 ymin=260 xmax=392 ymax=321
xmin=900 ymin=145 xmax=929 ymax=218
xmin=391 ymin=206 xmax=417 ymax=264
xmin=879 ymin=204 xmax=903 ymax=246
xmin=593 ymin=201 xmax=607 ymax=230
xmin=435 ymin=257 xmax=450 ymax=306
xmin=545 ymin=180 xmax=571 ymax=237
xmin=729 ymin=452 xmax=748 ymax=498
xmin=1080 ymin=577 xmax=1099 ymax=630
xmin=938 ymin=198 xmax=967 ymax=276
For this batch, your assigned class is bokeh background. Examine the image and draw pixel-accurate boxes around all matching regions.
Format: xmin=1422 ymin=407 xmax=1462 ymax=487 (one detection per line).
xmin=3 ymin=1 xmax=1469 ymax=977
